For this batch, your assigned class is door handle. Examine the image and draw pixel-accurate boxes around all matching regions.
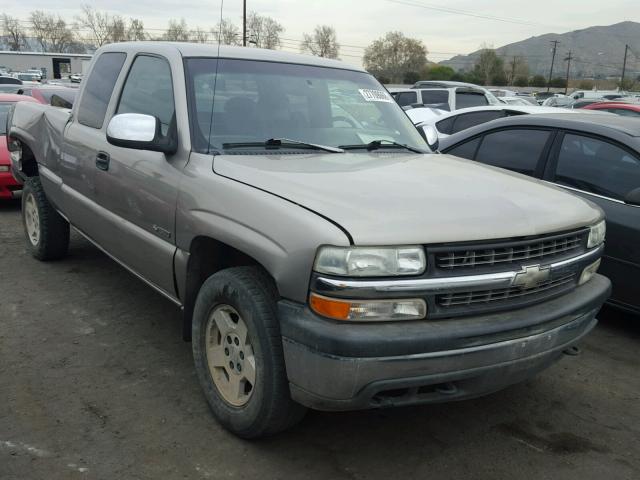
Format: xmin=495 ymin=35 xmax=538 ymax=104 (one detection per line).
xmin=96 ymin=151 xmax=110 ymax=171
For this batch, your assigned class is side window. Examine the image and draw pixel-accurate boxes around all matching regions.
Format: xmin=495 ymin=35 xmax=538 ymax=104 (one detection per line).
xmin=475 ymin=129 xmax=551 ymax=176
xmin=611 ymin=108 xmax=640 ymax=117
xmin=445 ymin=137 xmax=481 ymax=160
xmin=455 ymin=91 xmax=489 ymax=109
xmin=555 ymin=133 xmax=640 ymax=201
xmin=395 ymin=91 xmax=417 ymax=107
xmin=436 ymin=116 xmax=456 ymax=135
xmin=117 ymin=55 xmax=175 ymax=136
xmin=77 ymin=52 xmax=126 ymax=129
xmin=450 ymin=111 xmax=505 ymax=134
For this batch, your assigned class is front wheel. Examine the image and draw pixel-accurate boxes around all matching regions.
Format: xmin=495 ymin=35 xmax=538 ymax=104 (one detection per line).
xmin=22 ymin=176 xmax=69 ymax=261
xmin=192 ymin=267 xmax=306 ymax=438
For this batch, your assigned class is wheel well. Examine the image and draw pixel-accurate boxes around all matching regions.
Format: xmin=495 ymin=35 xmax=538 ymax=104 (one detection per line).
xmin=181 ymin=236 xmax=278 ymax=341
xmin=19 ymin=141 xmax=39 ymax=177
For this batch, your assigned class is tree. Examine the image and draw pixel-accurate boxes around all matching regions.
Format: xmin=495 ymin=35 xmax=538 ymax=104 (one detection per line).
xmin=2 ymin=14 xmax=26 ymax=51
xmin=127 ymin=18 xmax=147 ymax=41
xmin=530 ymin=75 xmax=547 ymax=88
xmin=75 ymin=4 xmax=113 ymax=47
xmin=426 ymin=65 xmax=454 ymax=81
xmin=191 ymin=27 xmax=209 ymax=44
xmin=30 ymin=10 xmax=75 ymax=53
xmin=301 ymin=25 xmax=339 ymax=59
xmin=163 ymin=18 xmax=190 ymax=42
xmin=109 ymin=16 xmax=127 ymax=43
xmin=513 ymin=75 xmax=529 ymax=87
xmin=473 ymin=48 xmax=504 ymax=86
xmin=363 ymin=31 xmax=428 ymax=84
xmin=504 ymin=55 xmax=529 ymax=85
xmin=247 ymin=12 xmax=283 ymax=49
xmin=550 ymin=77 xmax=567 ymax=88
xmin=213 ymin=19 xmax=240 ymax=45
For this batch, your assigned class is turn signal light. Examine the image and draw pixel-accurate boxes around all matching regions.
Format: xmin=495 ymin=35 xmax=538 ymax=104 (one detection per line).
xmin=309 ymin=293 xmax=427 ymax=322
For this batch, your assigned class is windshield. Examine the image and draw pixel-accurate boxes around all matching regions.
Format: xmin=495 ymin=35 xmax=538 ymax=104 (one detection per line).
xmin=0 ymin=103 xmax=10 ymax=135
xmin=185 ymin=58 xmax=427 ymax=153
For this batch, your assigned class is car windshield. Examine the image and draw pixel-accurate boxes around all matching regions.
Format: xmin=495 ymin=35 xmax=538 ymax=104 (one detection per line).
xmin=185 ymin=58 xmax=427 ymax=153
xmin=0 ymin=103 xmax=11 ymax=135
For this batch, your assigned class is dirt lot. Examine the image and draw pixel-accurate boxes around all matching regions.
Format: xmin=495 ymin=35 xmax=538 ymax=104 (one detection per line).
xmin=1 ymin=199 xmax=639 ymax=480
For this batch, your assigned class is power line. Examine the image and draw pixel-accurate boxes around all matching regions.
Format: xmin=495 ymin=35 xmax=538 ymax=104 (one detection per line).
xmin=383 ymin=0 xmax=554 ymax=28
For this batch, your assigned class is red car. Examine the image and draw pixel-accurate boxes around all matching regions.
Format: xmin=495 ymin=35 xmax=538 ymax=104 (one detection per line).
xmin=0 ymin=94 xmax=40 ymax=200
xmin=583 ymin=101 xmax=640 ymax=117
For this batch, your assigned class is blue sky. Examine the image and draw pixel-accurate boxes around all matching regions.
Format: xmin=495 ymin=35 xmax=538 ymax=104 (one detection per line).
xmin=3 ymin=0 xmax=639 ymax=67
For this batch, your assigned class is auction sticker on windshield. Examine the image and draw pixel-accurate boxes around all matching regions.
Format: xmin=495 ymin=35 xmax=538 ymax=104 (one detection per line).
xmin=359 ymin=89 xmax=393 ymax=103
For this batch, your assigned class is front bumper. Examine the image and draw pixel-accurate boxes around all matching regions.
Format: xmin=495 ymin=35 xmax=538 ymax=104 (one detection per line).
xmin=279 ymin=274 xmax=610 ymax=411
xmin=0 ymin=171 xmax=21 ymax=199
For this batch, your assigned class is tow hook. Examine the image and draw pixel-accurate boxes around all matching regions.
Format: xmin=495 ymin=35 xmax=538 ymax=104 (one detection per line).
xmin=563 ymin=345 xmax=581 ymax=356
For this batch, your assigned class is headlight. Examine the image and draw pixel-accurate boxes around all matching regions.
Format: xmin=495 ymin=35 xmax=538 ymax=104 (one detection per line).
xmin=314 ymin=246 xmax=426 ymax=277
xmin=587 ymin=220 xmax=606 ymax=248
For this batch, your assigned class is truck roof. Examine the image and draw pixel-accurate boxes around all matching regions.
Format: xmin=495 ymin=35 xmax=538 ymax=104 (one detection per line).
xmin=99 ymin=42 xmax=365 ymax=72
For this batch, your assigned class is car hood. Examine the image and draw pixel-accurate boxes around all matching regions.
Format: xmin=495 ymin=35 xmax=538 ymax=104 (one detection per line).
xmin=0 ymin=136 xmax=9 ymax=166
xmin=213 ymin=152 xmax=602 ymax=245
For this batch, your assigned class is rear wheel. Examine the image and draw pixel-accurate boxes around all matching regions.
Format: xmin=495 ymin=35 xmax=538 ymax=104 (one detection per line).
xmin=22 ymin=176 xmax=69 ymax=260
xmin=192 ymin=267 xmax=306 ymax=438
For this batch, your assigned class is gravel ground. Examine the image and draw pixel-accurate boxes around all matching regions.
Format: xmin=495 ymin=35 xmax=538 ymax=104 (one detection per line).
xmin=1 ymin=199 xmax=639 ymax=480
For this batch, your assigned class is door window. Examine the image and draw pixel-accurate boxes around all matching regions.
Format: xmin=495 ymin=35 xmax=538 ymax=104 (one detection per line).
xmin=450 ymin=111 xmax=505 ymax=134
xmin=608 ymin=108 xmax=640 ymax=117
xmin=420 ymin=89 xmax=449 ymax=109
xmin=445 ymin=137 xmax=481 ymax=159
xmin=117 ymin=55 xmax=175 ymax=135
xmin=555 ymin=133 xmax=640 ymax=201
xmin=77 ymin=52 xmax=126 ymax=129
xmin=475 ymin=129 xmax=551 ymax=176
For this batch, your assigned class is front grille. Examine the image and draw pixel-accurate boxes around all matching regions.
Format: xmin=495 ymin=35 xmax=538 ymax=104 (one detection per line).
xmin=436 ymin=273 xmax=576 ymax=308
xmin=435 ymin=231 xmax=586 ymax=271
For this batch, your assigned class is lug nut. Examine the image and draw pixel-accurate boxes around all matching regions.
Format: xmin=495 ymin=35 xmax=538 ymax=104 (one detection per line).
xmin=224 ymin=348 xmax=229 ymax=356
xmin=229 ymin=361 xmax=234 ymax=370
xmin=237 ymin=363 xmax=242 ymax=372
xmin=239 ymin=351 xmax=244 ymax=360
xmin=234 ymin=338 xmax=239 ymax=346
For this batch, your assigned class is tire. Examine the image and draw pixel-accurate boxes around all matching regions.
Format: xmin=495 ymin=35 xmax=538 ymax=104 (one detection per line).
xmin=22 ymin=176 xmax=70 ymax=261
xmin=192 ymin=266 xmax=306 ymax=438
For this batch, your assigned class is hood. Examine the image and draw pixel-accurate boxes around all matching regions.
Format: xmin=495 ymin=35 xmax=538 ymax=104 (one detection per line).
xmin=213 ymin=152 xmax=602 ymax=245
xmin=0 ymin=136 xmax=9 ymax=166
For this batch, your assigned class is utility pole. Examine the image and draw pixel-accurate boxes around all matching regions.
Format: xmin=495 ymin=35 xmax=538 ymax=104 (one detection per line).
xmin=510 ymin=56 xmax=517 ymax=85
xmin=564 ymin=51 xmax=573 ymax=95
xmin=243 ymin=0 xmax=247 ymax=47
xmin=547 ymin=40 xmax=560 ymax=92
xmin=621 ymin=44 xmax=629 ymax=90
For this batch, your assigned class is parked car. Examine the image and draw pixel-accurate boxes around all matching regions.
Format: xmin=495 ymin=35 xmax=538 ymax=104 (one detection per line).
xmin=490 ymin=88 xmax=519 ymax=98
xmin=583 ymin=101 xmax=640 ymax=117
xmin=0 ymin=76 xmax=22 ymax=85
xmin=569 ymin=90 xmax=620 ymax=101
xmin=534 ymin=92 xmax=557 ymax=104
xmin=69 ymin=73 xmax=83 ymax=83
xmin=572 ymin=99 xmax=605 ymax=109
xmin=501 ymin=96 xmax=536 ymax=106
xmin=18 ymin=86 xmax=77 ymax=108
xmin=390 ymin=80 xmax=501 ymax=111
xmin=14 ymin=72 xmax=41 ymax=83
xmin=542 ymin=96 xmax=573 ymax=108
xmin=405 ymin=105 xmax=564 ymax=138
xmin=440 ymin=113 xmax=639 ymax=313
xmin=0 ymin=94 xmax=40 ymax=199
xmin=9 ymin=43 xmax=610 ymax=437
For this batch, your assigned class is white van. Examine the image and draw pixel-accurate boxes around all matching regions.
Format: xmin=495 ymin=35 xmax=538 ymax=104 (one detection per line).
xmin=570 ymin=90 xmax=621 ymax=100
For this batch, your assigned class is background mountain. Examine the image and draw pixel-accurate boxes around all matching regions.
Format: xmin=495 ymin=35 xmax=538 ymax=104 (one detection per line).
xmin=440 ymin=21 xmax=640 ymax=79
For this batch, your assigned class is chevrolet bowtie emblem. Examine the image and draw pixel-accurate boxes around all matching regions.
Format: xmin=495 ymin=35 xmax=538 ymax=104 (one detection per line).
xmin=513 ymin=265 xmax=551 ymax=289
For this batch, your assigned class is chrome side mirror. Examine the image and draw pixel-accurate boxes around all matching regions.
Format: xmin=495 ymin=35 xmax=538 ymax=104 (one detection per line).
xmin=106 ymin=113 xmax=177 ymax=154
xmin=421 ymin=124 xmax=439 ymax=152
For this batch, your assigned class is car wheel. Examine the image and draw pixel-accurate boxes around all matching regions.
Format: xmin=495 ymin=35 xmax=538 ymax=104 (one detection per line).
xmin=192 ymin=266 xmax=306 ymax=438
xmin=22 ymin=176 xmax=70 ymax=261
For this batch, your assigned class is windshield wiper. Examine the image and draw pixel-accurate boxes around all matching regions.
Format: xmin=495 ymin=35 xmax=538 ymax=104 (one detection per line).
xmin=340 ymin=140 xmax=426 ymax=154
xmin=223 ymin=138 xmax=344 ymax=153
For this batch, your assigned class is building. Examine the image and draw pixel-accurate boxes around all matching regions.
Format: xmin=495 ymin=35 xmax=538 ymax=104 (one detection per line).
xmin=0 ymin=51 xmax=92 ymax=80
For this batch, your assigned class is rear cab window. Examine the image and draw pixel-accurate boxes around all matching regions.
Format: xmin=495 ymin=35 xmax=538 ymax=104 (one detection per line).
xmin=395 ymin=91 xmax=418 ymax=107
xmin=77 ymin=52 xmax=126 ymax=129
xmin=455 ymin=89 xmax=489 ymax=109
